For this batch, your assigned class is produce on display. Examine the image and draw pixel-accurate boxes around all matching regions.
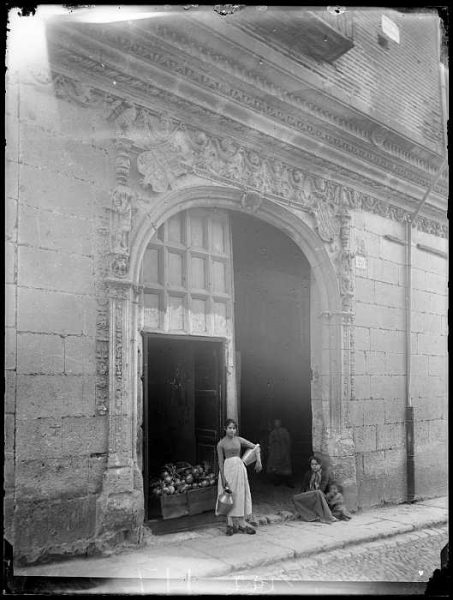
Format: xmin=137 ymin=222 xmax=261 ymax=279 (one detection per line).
xmin=150 ymin=461 xmax=217 ymax=497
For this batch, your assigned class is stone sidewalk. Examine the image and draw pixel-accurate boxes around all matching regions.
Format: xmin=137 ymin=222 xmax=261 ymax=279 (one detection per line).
xmin=12 ymin=496 xmax=448 ymax=595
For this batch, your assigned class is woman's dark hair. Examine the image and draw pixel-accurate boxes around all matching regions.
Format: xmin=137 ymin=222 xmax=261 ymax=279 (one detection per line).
xmin=308 ymin=455 xmax=322 ymax=467
xmin=327 ymin=481 xmax=343 ymax=494
xmin=224 ymin=418 xmax=238 ymax=430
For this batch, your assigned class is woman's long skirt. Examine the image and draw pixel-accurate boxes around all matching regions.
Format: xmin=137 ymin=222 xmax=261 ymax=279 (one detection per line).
xmin=293 ymin=490 xmax=335 ymax=523
xmin=216 ymin=456 xmax=252 ymax=518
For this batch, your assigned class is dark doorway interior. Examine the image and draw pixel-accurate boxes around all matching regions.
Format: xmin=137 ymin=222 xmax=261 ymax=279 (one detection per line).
xmin=143 ymin=335 xmax=224 ymax=518
xmin=231 ymin=212 xmax=312 ymax=480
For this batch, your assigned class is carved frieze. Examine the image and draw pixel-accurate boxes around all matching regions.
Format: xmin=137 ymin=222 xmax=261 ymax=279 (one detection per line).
xmin=72 ymin=23 xmax=444 ymax=179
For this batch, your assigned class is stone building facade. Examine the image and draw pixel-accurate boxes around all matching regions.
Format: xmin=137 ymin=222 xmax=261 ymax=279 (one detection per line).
xmin=5 ymin=6 xmax=448 ymax=564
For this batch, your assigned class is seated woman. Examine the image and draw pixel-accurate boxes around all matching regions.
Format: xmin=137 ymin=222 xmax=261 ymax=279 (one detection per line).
xmin=325 ymin=482 xmax=352 ymax=520
xmin=292 ymin=455 xmax=336 ymax=524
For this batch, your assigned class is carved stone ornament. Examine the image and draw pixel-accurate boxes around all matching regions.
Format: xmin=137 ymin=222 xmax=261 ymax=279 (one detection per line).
xmin=241 ymin=190 xmax=263 ymax=213
xmin=310 ymin=200 xmax=339 ymax=243
xmin=111 ymin=254 xmax=129 ymax=278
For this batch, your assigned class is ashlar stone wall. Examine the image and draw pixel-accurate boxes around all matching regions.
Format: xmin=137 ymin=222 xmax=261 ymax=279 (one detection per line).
xmin=351 ymin=211 xmax=448 ymax=508
xmin=5 ymin=74 xmax=113 ymax=563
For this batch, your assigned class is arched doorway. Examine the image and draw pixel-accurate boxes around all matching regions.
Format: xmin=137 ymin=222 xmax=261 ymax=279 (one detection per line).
xmin=127 ymin=186 xmax=348 ymax=521
xmin=230 ymin=212 xmax=312 ymax=479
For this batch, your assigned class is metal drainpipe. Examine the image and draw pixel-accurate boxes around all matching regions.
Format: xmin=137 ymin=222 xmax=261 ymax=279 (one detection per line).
xmin=405 ymin=220 xmax=415 ymax=502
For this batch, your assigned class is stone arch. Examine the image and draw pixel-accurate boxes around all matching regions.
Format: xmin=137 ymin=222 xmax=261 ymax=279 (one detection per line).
xmin=112 ymin=184 xmax=358 ymax=529
xmin=130 ymin=185 xmax=341 ymax=316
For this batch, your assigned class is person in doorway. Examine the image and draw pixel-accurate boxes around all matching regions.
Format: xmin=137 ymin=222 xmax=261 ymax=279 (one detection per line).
xmin=292 ymin=455 xmax=337 ymax=524
xmin=266 ymin=418 xmax=294 ymax=487
xmin=216 ymin=419 xmax=263 ymax=536
xmin=325 ymin=482 xmax=352 ymax=520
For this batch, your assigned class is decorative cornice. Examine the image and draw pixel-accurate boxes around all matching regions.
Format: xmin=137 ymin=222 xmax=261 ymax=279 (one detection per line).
xmin=47 ymin=25 xmax=447 ymax=200
xmin=48 ymin=71 xmax=447 ymax=238
xmin=106 ymin=21 xmax=445 ymax=177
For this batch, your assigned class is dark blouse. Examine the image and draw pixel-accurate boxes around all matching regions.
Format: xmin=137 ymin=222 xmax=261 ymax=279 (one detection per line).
xmin=300 ymin=468 xmax=332 ymax=494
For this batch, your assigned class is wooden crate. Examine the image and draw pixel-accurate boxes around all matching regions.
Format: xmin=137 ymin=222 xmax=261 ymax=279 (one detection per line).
xmin=160 ymin=492 xmax=190 ymax=520
xmin=187 ymin=486 xmax=217 ymax=515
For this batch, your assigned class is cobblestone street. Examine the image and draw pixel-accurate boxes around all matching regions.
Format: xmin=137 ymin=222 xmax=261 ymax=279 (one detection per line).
xmin=220 ymin=525 xmax=448 ymax=584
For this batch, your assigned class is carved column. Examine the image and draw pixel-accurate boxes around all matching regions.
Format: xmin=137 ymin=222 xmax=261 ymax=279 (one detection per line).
xmin=95 ymin=139 xmax=144 ymax=542
xmin=320 ymin=202 xmax=358 ymax=509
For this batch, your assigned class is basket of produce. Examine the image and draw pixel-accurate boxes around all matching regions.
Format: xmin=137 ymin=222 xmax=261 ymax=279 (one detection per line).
xmin=149 ymin=461 xmax=218 ymax=519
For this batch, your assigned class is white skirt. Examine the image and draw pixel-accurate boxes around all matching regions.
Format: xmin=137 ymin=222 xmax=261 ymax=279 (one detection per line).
xmin=216 ymin=456 xmax=252 ymax=518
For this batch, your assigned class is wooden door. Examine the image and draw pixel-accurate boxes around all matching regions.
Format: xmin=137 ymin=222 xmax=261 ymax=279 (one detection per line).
xmin=193 ymin=342 xmax=224 ymax=472
xmin=140 ymin=209 xmax=234 ymax=339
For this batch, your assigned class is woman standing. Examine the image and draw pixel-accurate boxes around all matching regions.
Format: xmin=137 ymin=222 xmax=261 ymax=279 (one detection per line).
xmin=292 ymin=455 xmax=337 ymax=524
xmin=267 ymin=418 xmax=293 ymax=487
xmin=216 ymin=419 xmax=262 ymax=536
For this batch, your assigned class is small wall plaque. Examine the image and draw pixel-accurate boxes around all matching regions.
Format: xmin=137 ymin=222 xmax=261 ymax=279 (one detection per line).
xmin=355 ymin=255 xmax=367 ymax=269
xmin=381 ymin=15 xmax=400 ymax=44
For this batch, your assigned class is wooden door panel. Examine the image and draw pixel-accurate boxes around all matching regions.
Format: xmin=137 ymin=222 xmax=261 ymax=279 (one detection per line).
xmin=141 ymin=209 xmax=233 ymax=337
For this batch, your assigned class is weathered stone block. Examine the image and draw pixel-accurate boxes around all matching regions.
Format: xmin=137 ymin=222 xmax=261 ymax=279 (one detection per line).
xmin=363 ymin=450 xmax=386 ymax=477
xmin=353 ymin=375 xmax=371 ymax=399
xmin=428 ymin=355 xmax=447 ymax=377
xmin=5 ymin=283 xmax=16 ymax=328
xmin=19 ymin=121 xmax=111 ymax=184
xmin=5 ymin=414 xmax=15 ymax=453
xmin=61 ymin=416 xmax=108 ymax=456
xmin=346 ymin=400 xmax=363 ymax=427
xmin=369 ymin=374 xmax=405 ymax=400
xmin=412 ymin=312 xmax=442 ymax=335
xmin=412 ymin=289 xmax=448 ymax=315
xmin=374 ymin=281 xmax=404 ymax=308
xmin=411 ymin=267 xmax=427 ymax=292
xmin=3 ymin=495 xmax=14 ymax=542
xmin=353 ymin=425 xmax=376 ymax=452
xmin=18 ymin=204 xmax=94 ymax=256
xmin=384 ymin=397 xmax=405 ymax=424
xmin=362 ymin=398 xmax=385 ymax=425
xmin=354 ymin=327 xmax=370 ymax=351
xmin=16 ymin=418 xmax=64 ymax=459
xmin=365 ymin=351 xmax=386 ymax=374
xmin=356 ymin=303 xmax=404 ymax=330
xmin=64 ymin=336 xmax=96 ymax=375
xmin=14 ymin=499 xmax=50 ymax=556
xmin=376 ymin=422 xmax=405 ymax=450
xmin=16 ymin=456 xmax=89 ymax=500
xmin=18 ymin=246 xmax=94 ymax=296
xmin=17 ymin=333 xmax=64 ymax=374
xmin=355 ymin=277 xmax=374 ymax=304
xmin=428 ymin=419 xmax=447 ymax=444
xmin=379 ymin=237 xmax=405 ymax=264
xmin=18 ymin=163 xmax=96 ymax=218
xmin=20 ymin=88 xmax=104 ymax=148
xmin=417 ymin=333 xmax=446 ymax=356
xmin=17 ymin=288 xmax=97 ymax=335
xmin=4 ymin=327 xmax=16 ymax=370
xmin=16 ymin=374 xmax=95 ymax=419
xmin=354 ymin=350 xmax=366 ymax=375
xmin=412 ymin=395 xmax=445 ymax=421
xmin=358 ymin=477 xmax=385 ymax=509
xmin=5 ymin=241 xmax=17 ymax=284
xmin=370 ymin=329 xmax=404 ymax=354
xmin=88 ymin=454 xmax=108 ymax=494
xmin=414 ymin=420 xmax=430 ymax=447
xmin=413 ymin=246 xmax=448 ymax=276
xmin=6 ymin=189 xmax=18 ymax=234
xmin=4 ymin=451 xmax=15 ymax=490
xmin=385 ymin=352 xmax=405 ymax=375
xmin=5 ymin=371 xmax=16 ymax=414
xmin=367 ymin=257 xmax=400 ymax=285
xmin=411 ymin=353 xmax=429 ymax=372
xmin=47 ymin=496 xmax=97 ymax=545
xmin=383 ymin=447 xmax=406 ymax=475
xmin=383 ymin=472 xmax=406 ymax=504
